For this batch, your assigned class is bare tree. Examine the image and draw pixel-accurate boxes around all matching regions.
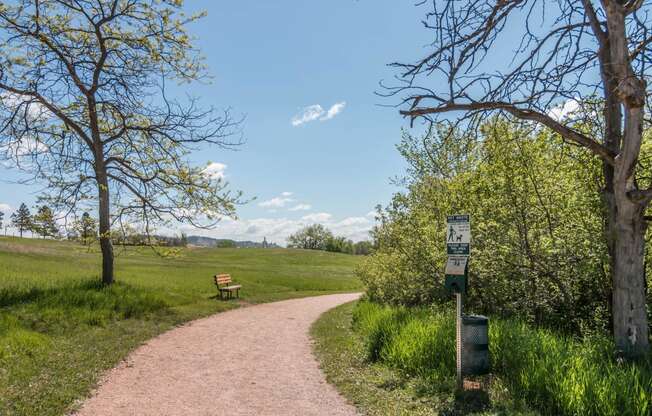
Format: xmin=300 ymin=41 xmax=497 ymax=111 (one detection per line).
xmin=0 ymin=1 xmax=242 ymax=284
xmin=389 ymin=0 xmax=651 ymax=357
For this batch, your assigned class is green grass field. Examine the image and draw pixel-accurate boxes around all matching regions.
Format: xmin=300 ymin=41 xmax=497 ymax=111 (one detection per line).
xmin=0 ymin=237 xmax=362 ymax=416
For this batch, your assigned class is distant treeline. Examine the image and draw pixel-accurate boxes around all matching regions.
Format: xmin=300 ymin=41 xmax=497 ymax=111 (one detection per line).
xmin=287 ymin=224 xmax=373 ymax=255
xmin=3 ymin=204 xmax=191 ymax=247
xmin=186 ymin=235 xmax=280 ymax=249
xmin=2 ymin=204 xmax=283 ymax=250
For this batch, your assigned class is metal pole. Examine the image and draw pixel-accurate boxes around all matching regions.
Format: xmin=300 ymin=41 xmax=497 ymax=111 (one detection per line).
xmin=456 ymin=292 xmax=463 ymax=390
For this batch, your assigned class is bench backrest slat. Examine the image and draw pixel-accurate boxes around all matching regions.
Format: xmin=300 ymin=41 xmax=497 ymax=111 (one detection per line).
xmin=214 ymin=274 xmax=232 ymax=286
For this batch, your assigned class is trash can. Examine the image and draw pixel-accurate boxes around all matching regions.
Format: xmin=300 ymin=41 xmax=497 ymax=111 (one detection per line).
xmin=462 ymin=315 xmax=489 ymax=375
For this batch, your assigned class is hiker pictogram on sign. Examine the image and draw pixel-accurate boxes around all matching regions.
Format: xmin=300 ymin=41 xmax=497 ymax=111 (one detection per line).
xmin=446 ymin=215 xmax=470 ymax=255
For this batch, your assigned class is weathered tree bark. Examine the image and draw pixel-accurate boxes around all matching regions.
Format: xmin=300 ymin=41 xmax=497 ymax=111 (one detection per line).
xmin=97 ymin=169 xmax=114 ymax=285
xmin=611 ymin=194 xmax=649 ymax=356
xmin=603 ymin=1 xmax=650 ymax=357
xmin=92 ymin=93 xmax=114 ymax=285
xmin=597 ymin=25 xmax=621 ymax=337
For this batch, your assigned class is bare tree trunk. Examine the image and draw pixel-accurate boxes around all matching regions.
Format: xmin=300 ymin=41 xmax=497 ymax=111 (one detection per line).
xmin=98 ymin=171 xmax=114 ymax=285
xmin=603 ymin=1 xmax=649 ymax=358
xmin=612 ymin=194 xmax=649 ymax=356
xmin=600 ymin=45 xmax=622 ymax=332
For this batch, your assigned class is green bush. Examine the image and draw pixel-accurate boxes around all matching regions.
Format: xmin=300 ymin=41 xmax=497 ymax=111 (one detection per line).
xmin=353 ymin=301 xmax=652 ymax=416
xmin=359 ymin=121 xmax=615 ymax=334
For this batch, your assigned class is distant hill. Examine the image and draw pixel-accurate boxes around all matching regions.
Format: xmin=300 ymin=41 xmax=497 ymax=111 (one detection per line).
xmin=187 ymin=235 xmax=280 ymax=249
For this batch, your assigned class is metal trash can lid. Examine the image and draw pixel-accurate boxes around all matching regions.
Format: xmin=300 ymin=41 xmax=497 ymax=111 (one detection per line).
xmin=462 ymin=314 xmax=488 ymax=325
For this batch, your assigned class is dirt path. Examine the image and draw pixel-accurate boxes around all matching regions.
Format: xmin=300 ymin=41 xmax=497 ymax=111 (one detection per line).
xmin=73 ymin=293 xmax=361 ymax=416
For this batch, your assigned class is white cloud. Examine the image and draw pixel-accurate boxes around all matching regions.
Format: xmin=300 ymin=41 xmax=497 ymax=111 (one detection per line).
xmin=3 ymin=137 xmax=49 ymax=160
xmin=180 ymin=211 xmax=373 ymax=246
xmin=301 ymin=212 xmax=332 ymax=222
xmin=281 ymin=191 xmax=293 ymax=197
xmin=548 ymin=99 xmax=580 ymax=121
xmin=202 ymin=162 xmax=227 ymax=180
xmin=334 ymin=216 xmax=369 ymax=227
xmin=0 ymin=203 xmax=10 ymax=213
xmin=0 ymin=92 xmax=51 ymax=121
xmin=259 ymin=196 xmax=294 ymax=208
xmin=291 ymin=101 xmax=346 ymax=126
xmin=289 ymin=204 xmax=312 ymax=211
xmin=320 ymin=102 xmax=346 ymax=121
xmin=291 ymin=105 xmax=325 ymax=126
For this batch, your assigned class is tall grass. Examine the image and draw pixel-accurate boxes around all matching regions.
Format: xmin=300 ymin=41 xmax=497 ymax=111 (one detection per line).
xmin=353 ymin=301 xmax=652 ymax=416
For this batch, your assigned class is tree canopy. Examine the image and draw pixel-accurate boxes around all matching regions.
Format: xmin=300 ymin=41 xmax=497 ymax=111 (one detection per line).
xmin=0 ymin=0 xmax=242 ymax=284
xmin=389 ymin=0 xmax=652 ymax=357
xmin=360 ymin=120 xmax=617 ymax=333
xmin=10 ymin=203 xmax=32 ymax=238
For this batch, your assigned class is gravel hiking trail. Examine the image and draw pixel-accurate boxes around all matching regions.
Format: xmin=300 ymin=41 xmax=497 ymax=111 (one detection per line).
xmin=73 ymin=293 xmax=361 ymax=416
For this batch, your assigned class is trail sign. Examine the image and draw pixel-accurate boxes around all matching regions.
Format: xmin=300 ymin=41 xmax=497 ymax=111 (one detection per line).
xmin=446 ymin=215 xmax=470 ymax=255
xmin=445 ymin=256 xmax=468 ymax=293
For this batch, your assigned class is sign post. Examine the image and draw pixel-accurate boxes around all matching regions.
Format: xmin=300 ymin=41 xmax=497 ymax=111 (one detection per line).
xmin=456 ymin=289 xmax=462 ymax=389
xmin=445 ymin=214 xmax=470 ymax=390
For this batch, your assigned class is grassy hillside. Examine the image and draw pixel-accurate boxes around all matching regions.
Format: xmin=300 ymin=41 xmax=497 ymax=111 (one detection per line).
xmin=0 ymin=237 xmax=362 ymax=416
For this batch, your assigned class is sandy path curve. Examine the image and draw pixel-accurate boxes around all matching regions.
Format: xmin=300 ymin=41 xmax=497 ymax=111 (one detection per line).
xmin=73 ymin=293 xmax=361 ymax=416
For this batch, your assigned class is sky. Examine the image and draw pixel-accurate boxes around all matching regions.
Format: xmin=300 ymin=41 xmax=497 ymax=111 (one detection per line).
xmin=0 ymin=1 xmax=432 ymax=245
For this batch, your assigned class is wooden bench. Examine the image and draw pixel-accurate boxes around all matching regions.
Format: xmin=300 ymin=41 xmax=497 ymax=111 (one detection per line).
xmin=214 ymin=274 xmax=242 ymax=300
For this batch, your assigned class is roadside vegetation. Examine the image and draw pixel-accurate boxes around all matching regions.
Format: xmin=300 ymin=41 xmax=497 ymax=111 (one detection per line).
xmin=360 ymin=121 xmax=617 ymax=333
xmin=343 ymin=119 xmax=652 ymax=415
xmin=0 ymin=237 xmax=361 ymax=416
xmin=312 ymin=301 xmax=536 ymax=416
xmin=352 ymin=301 xmax=650 ymax=416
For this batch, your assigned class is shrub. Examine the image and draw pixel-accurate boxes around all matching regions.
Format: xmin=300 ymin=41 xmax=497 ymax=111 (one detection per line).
xmin=358 ymin=122 xmax=616 ymax=335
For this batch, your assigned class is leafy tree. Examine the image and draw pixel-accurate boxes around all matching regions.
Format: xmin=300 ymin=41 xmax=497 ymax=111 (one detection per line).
xmin=326 ymin=235 xmax=348 ymax=253
xmin=0 ymin=210 xmax=3 ymax=230
xmin=74 ymin=212 xmax=97 ymax=246
xmin=11 ymin=203 xmax=32 ymax=238
xmin=33 ymin=205 xmax=59 ymax=239
xmin=353 ymin=241 xmax=373 ymax=256
xmin=216 ymin=239 xmax=236 ymax=248
xmin=390 ymin=0 xmax=652 ymax=356
xmin=360 ymin=122 xmax=611 ymax=333
xmin=287 ymin=224 xmax=333 ymax=250
xmin=0 ymin=1 xmax=242 ymax=285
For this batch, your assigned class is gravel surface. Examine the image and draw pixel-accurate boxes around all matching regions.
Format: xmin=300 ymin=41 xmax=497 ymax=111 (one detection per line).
xmin=73 ymin=293 xmax=361 ymax=416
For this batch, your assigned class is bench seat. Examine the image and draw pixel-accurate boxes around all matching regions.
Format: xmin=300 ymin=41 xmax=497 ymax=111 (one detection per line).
xmin=214 ymin=274 xmax=242 ymax=300
xmin=220 ymin=284 xmax=242 ymax=291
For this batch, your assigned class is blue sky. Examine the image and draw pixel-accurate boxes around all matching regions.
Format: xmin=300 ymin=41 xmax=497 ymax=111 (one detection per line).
xmin=0 ymin=1 xmax=431 ymax=244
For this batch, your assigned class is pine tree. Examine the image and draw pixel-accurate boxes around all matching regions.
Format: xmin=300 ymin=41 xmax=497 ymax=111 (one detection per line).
xmin=0 ymin=210 xmax=4 ymax=230
xmin=11 ymin=203 xmax=32 ymax=238
xmin=74 ymin=212 xmax=97 ymax=246
xmin=33 ymin=205 xmax=59 ymax=239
